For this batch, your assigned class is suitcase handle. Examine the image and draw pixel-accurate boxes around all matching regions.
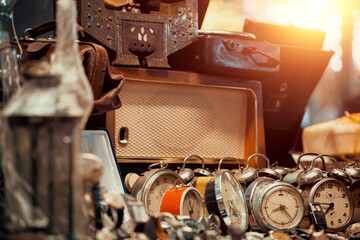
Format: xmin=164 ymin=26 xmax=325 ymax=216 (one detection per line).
xmin=243 ymin=46 xmax=281 ymax=68
xmin=222 ymin=39 xmax=240 ymax=51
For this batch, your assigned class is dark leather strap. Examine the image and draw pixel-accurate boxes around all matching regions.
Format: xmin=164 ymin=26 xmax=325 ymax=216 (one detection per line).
xmin=25 ymin=20 xmax=84 ymax=39
xmin=78 ymin=43 xmax=124 ymax=115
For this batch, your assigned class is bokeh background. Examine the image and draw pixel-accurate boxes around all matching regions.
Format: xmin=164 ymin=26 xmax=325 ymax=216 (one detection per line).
xmin=201 ymin=0 xmax=360 ymax=127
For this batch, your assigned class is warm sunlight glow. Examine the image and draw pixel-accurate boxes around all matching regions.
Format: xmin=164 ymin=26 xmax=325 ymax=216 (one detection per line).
xmin=202 ymin=0 xmax=344 ymax=72
xmin=352 ymin=9 xmax=360 ymax=71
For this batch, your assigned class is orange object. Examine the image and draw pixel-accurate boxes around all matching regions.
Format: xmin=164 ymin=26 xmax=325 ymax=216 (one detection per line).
xmin=160 ymin=186 xmax=188 ymax=215
xmin=161 ymin=186 xmax=205 ymax=220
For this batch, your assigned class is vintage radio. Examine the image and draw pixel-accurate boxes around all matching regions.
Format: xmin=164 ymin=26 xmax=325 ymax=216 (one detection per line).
xmin=106 ymin=68 xmax=266 ymax=171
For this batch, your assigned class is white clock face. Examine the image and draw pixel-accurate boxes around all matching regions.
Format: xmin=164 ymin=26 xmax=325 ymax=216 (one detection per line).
xmin=260 ymin=185 xmax=304 ymax=229
xmin=220 ymin=171 xmax=247 ymax=228
xmin=311 ymin=180 xmax=353 ymax=230
xmin=145 ymin=173 xmax=183 ymax=215
xmin=182 ymin=189 xmax=205 ymax=220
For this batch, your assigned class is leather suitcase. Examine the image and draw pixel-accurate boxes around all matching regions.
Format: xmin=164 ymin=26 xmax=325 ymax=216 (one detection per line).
xmin=168 ymin=30 xmax=280 ymax=80
xmin=106 ymin=67 xmax=266 ymax=170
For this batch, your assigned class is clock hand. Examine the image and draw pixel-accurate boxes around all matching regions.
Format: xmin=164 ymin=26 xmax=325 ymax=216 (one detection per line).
xmin=316 ymin=202 xmax=332 ymax=206
xmin=188 ymin=200 xmax=194 ymax=215
xmin=271 ymin=206 xmax=282 ymax=213
xmin=313 ymin=202 xmax=333 ymax=213
xmin=268 ymin=201 xmax=280 ymax=206
xmin=272 ymin=204 xmax=292 ymax=220
xmin=324 ymin=202 xmax=334 ymax=215
xmin=229 ymin=200 xmax=241 ymax=217
xmin=281 ymin=207 xmax=293 ymax=220
xmin=228 ymin=201 xmax=236 ymax=216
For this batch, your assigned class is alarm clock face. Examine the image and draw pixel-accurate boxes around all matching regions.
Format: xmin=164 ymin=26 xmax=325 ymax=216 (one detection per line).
xmin=205 ymin=170 xmax=248 ymax=232
xmin=219 ymin=170 xmax=248 ymax=229
xmin=309 ymin=178 xmax=354 ymax=231
xmin=254 ymin=182 xmax=305 ymax=231
xmin=181 ymin=188 xmax=205 ymax=220
xmin=142 ymin=170 xmax=184 ymax=215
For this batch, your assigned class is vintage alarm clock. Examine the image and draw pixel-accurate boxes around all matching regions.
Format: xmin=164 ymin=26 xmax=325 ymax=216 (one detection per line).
xmin=131 ymin=161 xmax=185 ymax=215
xmin=204 ymin=157 xmax=248 ymax=234
xmin=297 ymin=154 xmax=354 ymax=232
xmin=160 ymin=185 xmax=206 ymax=220
xmin=244 ymin=176 xmax=275 ymax=230
xmin=252 ymin=181 xmax=305 ymax=232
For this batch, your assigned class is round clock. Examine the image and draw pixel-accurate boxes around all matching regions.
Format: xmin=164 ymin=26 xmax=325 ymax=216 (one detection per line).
xmin=297 ymin=154 xmax=354 ymax=232
xmin=307 ymin=178 xmax=354 ymax=231
xmin=253 ymin=181 xmax=305 ymax=232
xmin=131 ymin=161 xmax=185 ymax=216
xmin=245 ymin=176 xmax=275 ymax=230
xmin=204 ymin=169 xmax=248 ymax=233
xmin=160 ymin=186 xmax=205 ymax=220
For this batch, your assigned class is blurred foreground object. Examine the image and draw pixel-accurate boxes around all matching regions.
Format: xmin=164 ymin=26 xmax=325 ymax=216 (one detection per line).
xmin=302 ymin=112 xmax=360 ymax=161
xmin=1 ymin=0 xmax=93 ymax=238
xmin=0 ymin=0 xmax=21 ymax=110
xmin=0 ymin=0 xmax=21 ymax=230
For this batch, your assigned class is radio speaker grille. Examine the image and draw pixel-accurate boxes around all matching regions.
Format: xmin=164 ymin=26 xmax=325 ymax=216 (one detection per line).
xmin=113 ymin=79 xmax=250 ymax=161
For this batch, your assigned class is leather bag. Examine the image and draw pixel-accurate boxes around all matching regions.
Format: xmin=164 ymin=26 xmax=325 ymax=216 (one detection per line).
xmin=19 ymin=20 xmax=124 ymax=128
